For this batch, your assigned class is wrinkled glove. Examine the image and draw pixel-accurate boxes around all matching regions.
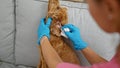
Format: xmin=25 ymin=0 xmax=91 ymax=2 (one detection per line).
xmin=37 ymin=18 xmax=52 ymax=45
xmin=62 ymin=24 xmax=87 ymax=50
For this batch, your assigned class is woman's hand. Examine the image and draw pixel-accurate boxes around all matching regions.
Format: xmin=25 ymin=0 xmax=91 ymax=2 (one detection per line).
xmin=37 ymin=18 xmax=52 ymax=45
xmin=62 ymin=24 xmax=87 ymax=50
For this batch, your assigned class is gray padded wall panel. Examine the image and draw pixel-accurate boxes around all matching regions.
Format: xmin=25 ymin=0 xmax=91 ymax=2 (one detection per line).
xmin=16 ymin=0 xmax=42 ymax=66
xmin=0 ymin=62 xmax=15 ymax=68
xmin=15 ymin=0 xmax=120 ymax=66
xmin=17 ymin=65 xmax=35 ymax=68
xmin=0 ymin=62 xmax=35 ymax=68
xmin=0 ymin=0 xmax=15 ymax=63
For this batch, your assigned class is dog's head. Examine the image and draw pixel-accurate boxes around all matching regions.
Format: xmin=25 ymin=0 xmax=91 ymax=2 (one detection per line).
xmin=48 ymin=7 xmax=68 ymax=37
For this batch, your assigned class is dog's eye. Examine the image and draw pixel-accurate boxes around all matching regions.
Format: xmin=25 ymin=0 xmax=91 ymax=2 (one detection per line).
xmin=57 ymin=7 xmax=60 ymax=9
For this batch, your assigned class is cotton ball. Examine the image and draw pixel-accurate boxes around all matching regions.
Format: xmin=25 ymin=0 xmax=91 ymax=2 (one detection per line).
xmin=64 ymin=28 xmax=70 ymax=32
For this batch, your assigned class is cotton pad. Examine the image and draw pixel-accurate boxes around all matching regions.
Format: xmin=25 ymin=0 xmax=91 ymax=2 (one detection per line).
xmin=61 ymin=28 xmax=70 ymax=38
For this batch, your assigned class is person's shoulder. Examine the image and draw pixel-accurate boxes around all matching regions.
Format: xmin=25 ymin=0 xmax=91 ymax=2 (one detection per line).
xmin=91 ymin=54 xmax=120 ymax=68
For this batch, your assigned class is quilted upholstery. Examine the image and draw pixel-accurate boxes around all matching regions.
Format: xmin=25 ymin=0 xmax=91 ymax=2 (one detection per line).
xmin=0 ymin=0 xmax=15 ymax=64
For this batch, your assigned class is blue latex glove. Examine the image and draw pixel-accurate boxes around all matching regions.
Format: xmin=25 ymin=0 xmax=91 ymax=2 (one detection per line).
xmin=62 ymin=24 xmax=87 ymax=50
xmin=37 ymin=18 xmax=52 ymax=45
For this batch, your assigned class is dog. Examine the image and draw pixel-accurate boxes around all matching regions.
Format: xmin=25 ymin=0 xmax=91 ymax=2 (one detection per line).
xmin=38 ymin=0 xmax=80 ymax=68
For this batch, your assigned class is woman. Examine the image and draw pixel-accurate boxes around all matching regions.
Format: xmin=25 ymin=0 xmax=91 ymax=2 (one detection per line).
xmin=37 ymin=0 xmax=120 ymax=68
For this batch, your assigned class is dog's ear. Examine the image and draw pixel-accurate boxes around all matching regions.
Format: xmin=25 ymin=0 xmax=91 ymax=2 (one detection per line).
xmin=58 ymin=7 xmax=68 ymax=25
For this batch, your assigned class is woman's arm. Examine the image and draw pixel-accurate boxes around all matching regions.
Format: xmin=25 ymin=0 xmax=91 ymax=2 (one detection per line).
xmin=81 ymin=47 xmax=108 ymax=65
xmin=37 ymin=18 xmax=63 ymax=68
xmin=40 ymin=36 xmax=63 ymax=68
